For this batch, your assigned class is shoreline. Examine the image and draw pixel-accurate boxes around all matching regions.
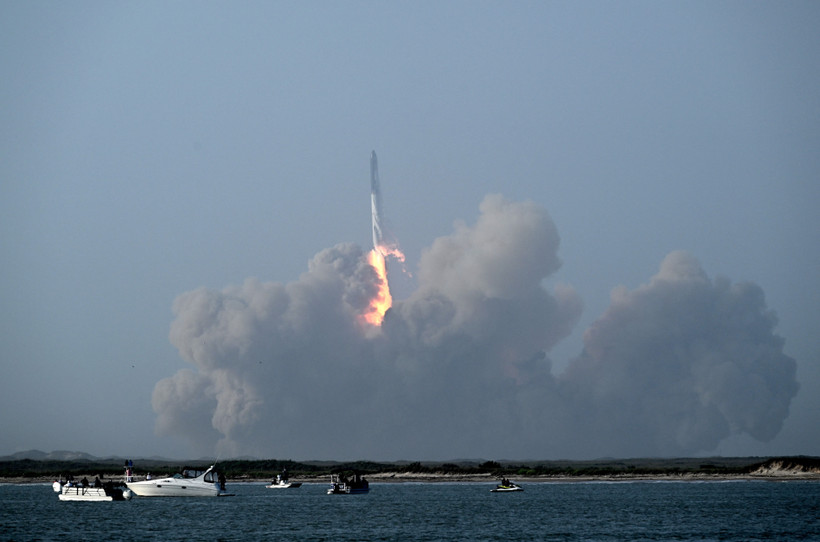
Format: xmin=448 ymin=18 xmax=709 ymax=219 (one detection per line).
xmin=5 ymin=470 xmax=819 ymax=485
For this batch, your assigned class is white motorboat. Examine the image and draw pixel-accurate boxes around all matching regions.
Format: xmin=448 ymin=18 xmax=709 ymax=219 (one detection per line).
xmin=266 ymin=473 xmax=302 ymax=489
xmin=58 ymin=482 xmax=133 ymax=501
xmin=127 ymin=465 xmax=233 ymax=497
xmin=327 ymin=472 xmax=369 ymax=494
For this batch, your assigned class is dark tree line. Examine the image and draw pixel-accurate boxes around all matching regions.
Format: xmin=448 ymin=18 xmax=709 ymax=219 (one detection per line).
xmin=2 ymin=456 xmax=817 ymax=480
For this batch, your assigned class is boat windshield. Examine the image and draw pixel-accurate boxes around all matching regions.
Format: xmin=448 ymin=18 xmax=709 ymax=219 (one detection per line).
xmin=180 ymin=468 xmax=207 ymax=479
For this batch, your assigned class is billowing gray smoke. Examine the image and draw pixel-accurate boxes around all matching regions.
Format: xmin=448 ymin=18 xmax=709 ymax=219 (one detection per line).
xmin=561 ymin=251 xmax=799 ymax=458
xmin=152 ymin=195 xmax=798 ymax=459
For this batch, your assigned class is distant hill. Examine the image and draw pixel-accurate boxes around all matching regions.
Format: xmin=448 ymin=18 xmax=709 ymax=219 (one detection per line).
xmin=0 ymin=450 xmax=102 ymax=462
xmin=0 ymin=450 xmax=179 ymax=462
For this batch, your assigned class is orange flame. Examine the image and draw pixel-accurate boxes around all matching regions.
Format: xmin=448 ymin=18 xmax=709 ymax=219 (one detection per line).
xmin=362 ymin=248 xmax=393 ymax=326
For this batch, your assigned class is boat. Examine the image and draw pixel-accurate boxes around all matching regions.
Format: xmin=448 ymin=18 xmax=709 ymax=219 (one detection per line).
xmin=491 ymin=479 xmax=523 ymax=492
xmin=58 ymin=480 xmax=133 ymax=501
xmin=126 ymin=464 xmax=234 ymax=497
xmin=266 ymin=471 xmax=302 ymax=489
xmin=327 ymin=472 xmax=369 ymax=494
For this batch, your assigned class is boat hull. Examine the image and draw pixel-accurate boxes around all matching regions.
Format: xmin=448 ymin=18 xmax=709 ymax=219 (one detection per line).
xmin=266 ymin=482 xmax=302 ymax=489
xmin=58 ymin=486 xmax=132 ymax=501
xmin=127 ymin=480 xmax=222 ymax=497
xmin=327 ymin=486 xmax=369 ymax=494
xmin=491 ymin=486 xmax=523 ymax=492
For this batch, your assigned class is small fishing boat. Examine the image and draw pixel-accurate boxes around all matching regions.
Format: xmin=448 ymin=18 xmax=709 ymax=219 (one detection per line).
xmin=327 ymin=472 xmax=369 ymax=494
xmin=266 ymin=471 xmax=302 ymax=489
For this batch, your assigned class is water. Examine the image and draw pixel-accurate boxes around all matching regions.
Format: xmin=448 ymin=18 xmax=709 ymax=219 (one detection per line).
xmin=2 ymin=480 xmax=818 ymax=541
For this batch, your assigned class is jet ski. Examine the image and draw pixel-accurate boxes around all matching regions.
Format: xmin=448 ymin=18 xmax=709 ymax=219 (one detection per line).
xmin=491 ymin=479 xmax=523 ymax=492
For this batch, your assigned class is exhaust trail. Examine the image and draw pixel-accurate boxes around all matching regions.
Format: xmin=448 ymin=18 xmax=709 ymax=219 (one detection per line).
xmin=371 ymin=151 xmax=385 ymax=255
xmin=369 ymin=151 xmax=405 ymax=261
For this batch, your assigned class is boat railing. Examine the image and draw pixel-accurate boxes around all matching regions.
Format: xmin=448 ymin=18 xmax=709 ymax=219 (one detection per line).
xmin=63 ymin=486 xmax=94 ymax=496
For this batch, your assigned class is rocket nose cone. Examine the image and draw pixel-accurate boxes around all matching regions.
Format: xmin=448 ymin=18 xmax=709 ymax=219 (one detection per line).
xmin=371 ymin=150 xmax=377 ymax=160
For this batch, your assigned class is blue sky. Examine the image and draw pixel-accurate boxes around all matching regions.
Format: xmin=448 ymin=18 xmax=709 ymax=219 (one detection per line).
xmin=1 ymin=1 xmax=818 ymax=460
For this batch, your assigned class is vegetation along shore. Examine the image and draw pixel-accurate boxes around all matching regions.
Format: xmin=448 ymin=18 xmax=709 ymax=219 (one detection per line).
xmin=1 ymin=455 xmax=818 ymax=484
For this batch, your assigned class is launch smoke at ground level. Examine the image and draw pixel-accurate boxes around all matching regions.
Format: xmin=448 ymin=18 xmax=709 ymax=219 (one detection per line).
xmin=152 ymin=195 xmax=798 ymax=460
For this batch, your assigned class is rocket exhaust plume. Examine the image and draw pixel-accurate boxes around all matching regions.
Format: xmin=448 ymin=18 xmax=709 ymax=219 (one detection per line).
xmin=364 ymin=151 xmax=404 ymax=326
xmin=363 ymin=249 xmax=392 ymax=326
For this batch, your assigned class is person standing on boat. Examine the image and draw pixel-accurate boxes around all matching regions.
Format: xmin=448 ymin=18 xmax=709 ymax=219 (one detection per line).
xmin=218 ymin=472 xmax=226 ymax=491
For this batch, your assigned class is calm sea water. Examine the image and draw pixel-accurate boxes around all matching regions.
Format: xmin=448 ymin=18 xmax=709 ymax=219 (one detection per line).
xmin=2 ymin=480 xmax=818 ymax=541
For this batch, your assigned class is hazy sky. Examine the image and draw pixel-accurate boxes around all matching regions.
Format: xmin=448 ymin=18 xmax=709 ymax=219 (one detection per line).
xmin=2 ymin=1 xmax=818 ymax=461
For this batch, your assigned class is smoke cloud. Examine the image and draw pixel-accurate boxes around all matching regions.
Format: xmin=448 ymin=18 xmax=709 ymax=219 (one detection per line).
xmin=152 ymin=195 xmax=798 ymax=459
xmin=561 ymin=251 xmax=798 ymax=458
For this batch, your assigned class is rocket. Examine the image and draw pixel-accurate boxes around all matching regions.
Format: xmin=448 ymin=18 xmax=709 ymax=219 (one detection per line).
xmin=370 ymin=150 xmax=385 ymax=254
